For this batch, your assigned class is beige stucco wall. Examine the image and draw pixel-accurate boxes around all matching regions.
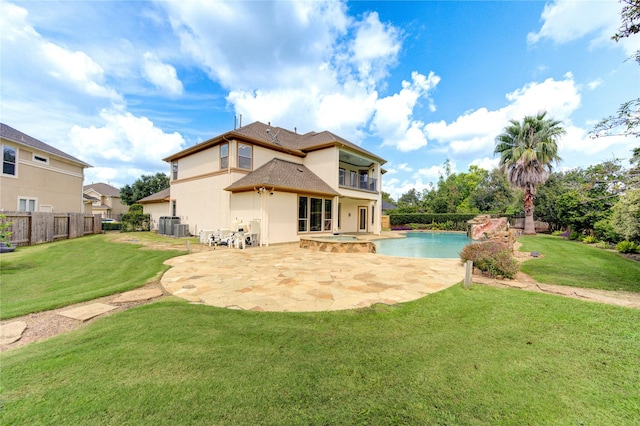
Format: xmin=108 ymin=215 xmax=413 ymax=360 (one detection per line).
xmin=142 ymin=202 xmax=170 ymax=230
xmin=175 ymin=145 xmax=223 ymax=179
xmin=1 ymin=141 xmax=85 ymax=213
xmin=304 ymin=148 xmax=338 ymax=187
xmin=171 ymin=175 xmax=232 ymax=236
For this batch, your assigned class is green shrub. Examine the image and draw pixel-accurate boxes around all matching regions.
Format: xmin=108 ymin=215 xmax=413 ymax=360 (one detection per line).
xmin=616 ymin=240 xmax=637 ymax=253
xmin=596 ymin=241 xmax=610 ymax=250
xmin=594 ymin=218 xmax=621 ymax=243
xmin=568 ymin=231 xmax=582 ymax=241
xmin=551 ymin=230 xmax=564 ymax=236
xmin=128 ymin=203 xmax=144 ymax=213
xmin=0 ymin=214 xmax=13 ymax=248
xmin=582 ymin=236 xmax=598 ymax=244
xmin=120 ymin=212 xmax=150 ymax=232
xmin=460 ymin=241 xmax=519 ymax=279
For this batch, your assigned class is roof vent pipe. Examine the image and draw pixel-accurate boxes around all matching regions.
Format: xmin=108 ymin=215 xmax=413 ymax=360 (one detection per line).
xmin=239 ymin=114 xmax=242 ymax=128
xmin=234 ymin=116 xmax=237 ymax=130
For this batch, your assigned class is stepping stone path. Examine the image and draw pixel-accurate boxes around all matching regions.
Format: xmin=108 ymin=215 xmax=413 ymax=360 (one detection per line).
xmin=1 ymin=287 xmax=166 ymax=350
xmin=1 ymin=321 xmax=27 ymax=345
xmin=58 ymin=303 xmax=117 ymax=321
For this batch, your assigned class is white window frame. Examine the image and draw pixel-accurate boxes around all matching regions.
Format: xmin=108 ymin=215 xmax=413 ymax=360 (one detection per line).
xmin=2 ymin=144 xmax=17 ymax=177
xmin=238 ymin=143 xmax=252 ymax=170
xmin=18 ymin=197 xmax=37 ymax=212
xmin=220 ymin=142 xmax=229 ymax=170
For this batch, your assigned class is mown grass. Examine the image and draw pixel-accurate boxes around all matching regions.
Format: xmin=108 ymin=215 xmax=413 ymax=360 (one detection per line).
xmin=518 ymin=234 xmax=640 ymax=292
xmin=0 ymin=234 xmax=185 ymax=319
xmin=2 ymin=287 xmax=639 ymax=425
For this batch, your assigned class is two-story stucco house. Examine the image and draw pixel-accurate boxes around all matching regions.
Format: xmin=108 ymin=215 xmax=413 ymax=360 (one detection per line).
xmin=163 ymin=121 xmax=386 ymax=245
xmin=1 ymin=123 xmax=91 ymax=213
xmin=83 ymin=183 xmax=128 ymax=220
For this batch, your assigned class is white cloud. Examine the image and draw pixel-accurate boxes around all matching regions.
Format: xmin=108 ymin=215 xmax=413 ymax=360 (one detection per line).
xmin=69 ymin=109 xmax=186 ymax=178
xmin=0 ymin=0 xmax=121 ymax=103
xmin=374 ymin=71 xmax=440 ymax=151
xmin=350 ymin=11 xmax=401 ymax=84
xmin=382 ymin=176 xmax=433 ymax=201
xmin=470 ymin=157 xmax=499 ymax=171
xmin=425 ymin=75 xmax=582 ymax=156
xmin=163 ymin=0 xmax=434 ymax=150
xmin=527 ymin=0 xmax=616 ymax=45
xmin=528 ymin=0 xmax=640 ymax=56
xmin=587 ymin=79 xmax=603 ymax=90
xmin=142 ymin=52 xmax=184 ymax=96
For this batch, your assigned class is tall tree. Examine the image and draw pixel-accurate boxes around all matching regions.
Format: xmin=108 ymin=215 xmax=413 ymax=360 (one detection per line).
xmin=494 ymin=111 xmax=565 ymax=234
xmin=120 ymin=173 xmax=170 ymax=205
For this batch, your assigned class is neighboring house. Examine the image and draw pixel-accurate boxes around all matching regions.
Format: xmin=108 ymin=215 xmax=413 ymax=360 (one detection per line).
xmin=138 ymin=188 xmax=170 ymax=230
xmin=382 ymin=201 xmax=397 ymax=214
xmin=1 ymin=123 xmax=91 ymax=213
xmin=163 ymin=121 xmax=387 ymax=245
xmin=83 ymin=183 xmax=128 ymax=220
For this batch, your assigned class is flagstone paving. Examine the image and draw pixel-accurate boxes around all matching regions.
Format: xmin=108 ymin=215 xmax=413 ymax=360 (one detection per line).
xmin=161 ymin=243 xmax=465 ymax=312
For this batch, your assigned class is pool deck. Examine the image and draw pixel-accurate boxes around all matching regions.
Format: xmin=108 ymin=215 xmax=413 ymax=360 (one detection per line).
xmin=161 ymin=240 xmax=465 ymax=312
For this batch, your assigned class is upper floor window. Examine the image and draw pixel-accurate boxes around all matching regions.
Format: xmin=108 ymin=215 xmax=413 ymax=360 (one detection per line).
xmin=339 ymin=168 xmax=345 ymax=186
xmin=220 ymin=143 xmax=229 ymax=169
xmin=238 ymin=143 xmax=252 ymax=170
xmin=172 ymin=161 xmax=178 ymax=180
xmin=3 ymin=145 xmax=16 ymax=176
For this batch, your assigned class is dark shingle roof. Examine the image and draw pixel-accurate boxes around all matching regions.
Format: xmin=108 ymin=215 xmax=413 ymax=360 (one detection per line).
xmin=0 ymin=123 xmax=91 ymax=167
xmin=224 ymin=158 xmax=340 ymax=196
xmin=138 ymin=188 xmax=170 ymax=203
xmin=164 ymin=121 xmax=386 ymax=165
xmin=83 ymin=183 xmax=121 ymax=197
xmin=382 ymin=201 xmax=397 ymax=211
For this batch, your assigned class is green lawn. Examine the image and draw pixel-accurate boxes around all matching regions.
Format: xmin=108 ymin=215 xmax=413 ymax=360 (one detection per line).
xmin=0 ymin=234 xmax=185 ymax=319
xmin=2 ymin=234 xmax=640 ymax=424
xmin=518 ymin=235 xmax=640 ymax=292
xmin=2 ymin=288 xmax=639 ymax=425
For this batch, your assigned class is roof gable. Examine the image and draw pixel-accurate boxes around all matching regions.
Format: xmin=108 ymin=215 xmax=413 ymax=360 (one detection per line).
xmin=224 ymin=158 xmax=339 ymax=196
xmin=83 ymin=182 xmax=121 ymax=197
xmin=0 ymin=123 xmax=91 ymax=167
xmin=138 ymin=188 xmax=170 ymax=203
xmin=165 ymin=121 xmax=386 ymax=165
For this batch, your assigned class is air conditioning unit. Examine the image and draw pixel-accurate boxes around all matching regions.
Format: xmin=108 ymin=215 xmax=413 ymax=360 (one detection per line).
xmin=174 ymin=224 xmax=189 ymax=238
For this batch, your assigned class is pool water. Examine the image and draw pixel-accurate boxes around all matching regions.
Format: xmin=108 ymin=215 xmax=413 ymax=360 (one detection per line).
xmin=374 ymin=232 xmax=472 ymax=259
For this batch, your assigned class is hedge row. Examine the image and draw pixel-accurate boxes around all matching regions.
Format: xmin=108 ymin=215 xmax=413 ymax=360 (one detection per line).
xmin=389 ymin=213 xmax=479 ymax=231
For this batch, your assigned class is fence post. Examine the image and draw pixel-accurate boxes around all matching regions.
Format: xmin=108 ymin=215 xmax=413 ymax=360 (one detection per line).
xmin=464 ymin=260 xmax=473 ymax=289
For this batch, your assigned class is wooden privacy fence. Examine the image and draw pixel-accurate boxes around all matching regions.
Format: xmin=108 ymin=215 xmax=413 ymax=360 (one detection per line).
xmin=0 ymin=212 xmax=102 ymax=247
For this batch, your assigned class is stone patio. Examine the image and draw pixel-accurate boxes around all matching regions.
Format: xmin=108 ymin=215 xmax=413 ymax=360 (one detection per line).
xmin=161 ymin=243 xmax=465 ymax=312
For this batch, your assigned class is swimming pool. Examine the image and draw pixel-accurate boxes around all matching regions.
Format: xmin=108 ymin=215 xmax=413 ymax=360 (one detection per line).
xmin=374 ymin=232 xmax=471 ymax=259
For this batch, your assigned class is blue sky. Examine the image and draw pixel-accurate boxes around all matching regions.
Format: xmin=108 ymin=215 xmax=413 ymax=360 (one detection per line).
xmin=1 ymin=0 xmax=638 ymax=200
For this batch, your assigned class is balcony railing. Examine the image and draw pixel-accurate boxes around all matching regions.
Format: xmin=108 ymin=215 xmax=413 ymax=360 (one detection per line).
xmin=339 ymin=172 xmax=377 ymax=192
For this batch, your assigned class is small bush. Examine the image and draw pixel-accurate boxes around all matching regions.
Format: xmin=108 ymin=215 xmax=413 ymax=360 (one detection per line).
xmin=616 ymin=240 xmax=637 ymax=253
xmin=582 ymin=236 xmax=598 ymax=244
xmin=120 ymin=212 xmax=150 ymax=232
xmin=596 ymin=241 xmax=610 ymax=250
xmin=551 ymin=230 xmax=564 ymax=236
xmin=460 ymin=241 xmax=519 ymax=279
xmin=568 ymin=231 xmax=582 ymax=241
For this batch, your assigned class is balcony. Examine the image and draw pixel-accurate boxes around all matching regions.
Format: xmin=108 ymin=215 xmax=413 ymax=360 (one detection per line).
xmin=339 ymin=171 xmax=377 ymax=192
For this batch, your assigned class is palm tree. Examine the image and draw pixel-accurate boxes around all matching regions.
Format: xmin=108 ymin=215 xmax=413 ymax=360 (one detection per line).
xmin=495 ymin=111 xmax=565 ymax=235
